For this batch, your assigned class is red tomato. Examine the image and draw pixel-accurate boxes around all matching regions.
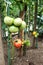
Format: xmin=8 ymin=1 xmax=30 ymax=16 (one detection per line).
xmin=13 ymin=39 xmax=22 ymax=48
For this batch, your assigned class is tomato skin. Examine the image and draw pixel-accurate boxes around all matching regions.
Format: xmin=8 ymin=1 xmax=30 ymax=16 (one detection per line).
xmin=9 ymin=26 xmax=19 ymax=33
xmin=33 ymin=31 xmax=36 ymax=36
xmin=14 ymin=18 xmax=22 ymax=26
xmin=13 ymin=39 xmax=22 ymax=48
xmin=14 ymin=43 xmax=22 ymax=48
xmin=4 ymin=16 xmax=14 ymax=25
xmin=19 ymin=21 xmax=26 ymax=30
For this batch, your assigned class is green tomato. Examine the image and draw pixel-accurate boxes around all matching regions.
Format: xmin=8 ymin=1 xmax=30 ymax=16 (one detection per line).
xmin=35 ymin=33 xmax=39 ymax=37
xmin=4 ymin=16 xmax=14 ymax=25
xmin=19 ymin=21 xmax=26 ymax=30
xmin=14 ymin=18 xmax=22 ymax=26
xmin=9 ymin=26 xmax=19 ymax=33
xmin=23 ymin=40 xmax=30 ymax=47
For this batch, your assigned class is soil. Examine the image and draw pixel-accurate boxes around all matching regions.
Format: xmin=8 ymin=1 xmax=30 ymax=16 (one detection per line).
xmin=2 ymin=34 xmax=43 ymax=65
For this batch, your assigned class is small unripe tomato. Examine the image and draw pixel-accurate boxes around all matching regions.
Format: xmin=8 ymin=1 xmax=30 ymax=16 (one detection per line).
xmin=13 ymin=39 xmax=22 ymax=48
xmin=33 ymin=31 xmax=36 ymax=36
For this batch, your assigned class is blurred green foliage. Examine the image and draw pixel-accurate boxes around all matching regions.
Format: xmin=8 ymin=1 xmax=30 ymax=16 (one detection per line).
xmin=0 ymin=0 xmax=43 ymax=35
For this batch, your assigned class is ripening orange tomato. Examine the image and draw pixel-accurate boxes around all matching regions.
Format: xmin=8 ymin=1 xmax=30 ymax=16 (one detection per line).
xmin=13 ymin=39 xmax=22 ymax=48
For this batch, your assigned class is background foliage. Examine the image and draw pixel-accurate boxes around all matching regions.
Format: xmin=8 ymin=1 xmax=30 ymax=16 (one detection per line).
xmin=0 ymin=0 xmax=43 ymax=34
